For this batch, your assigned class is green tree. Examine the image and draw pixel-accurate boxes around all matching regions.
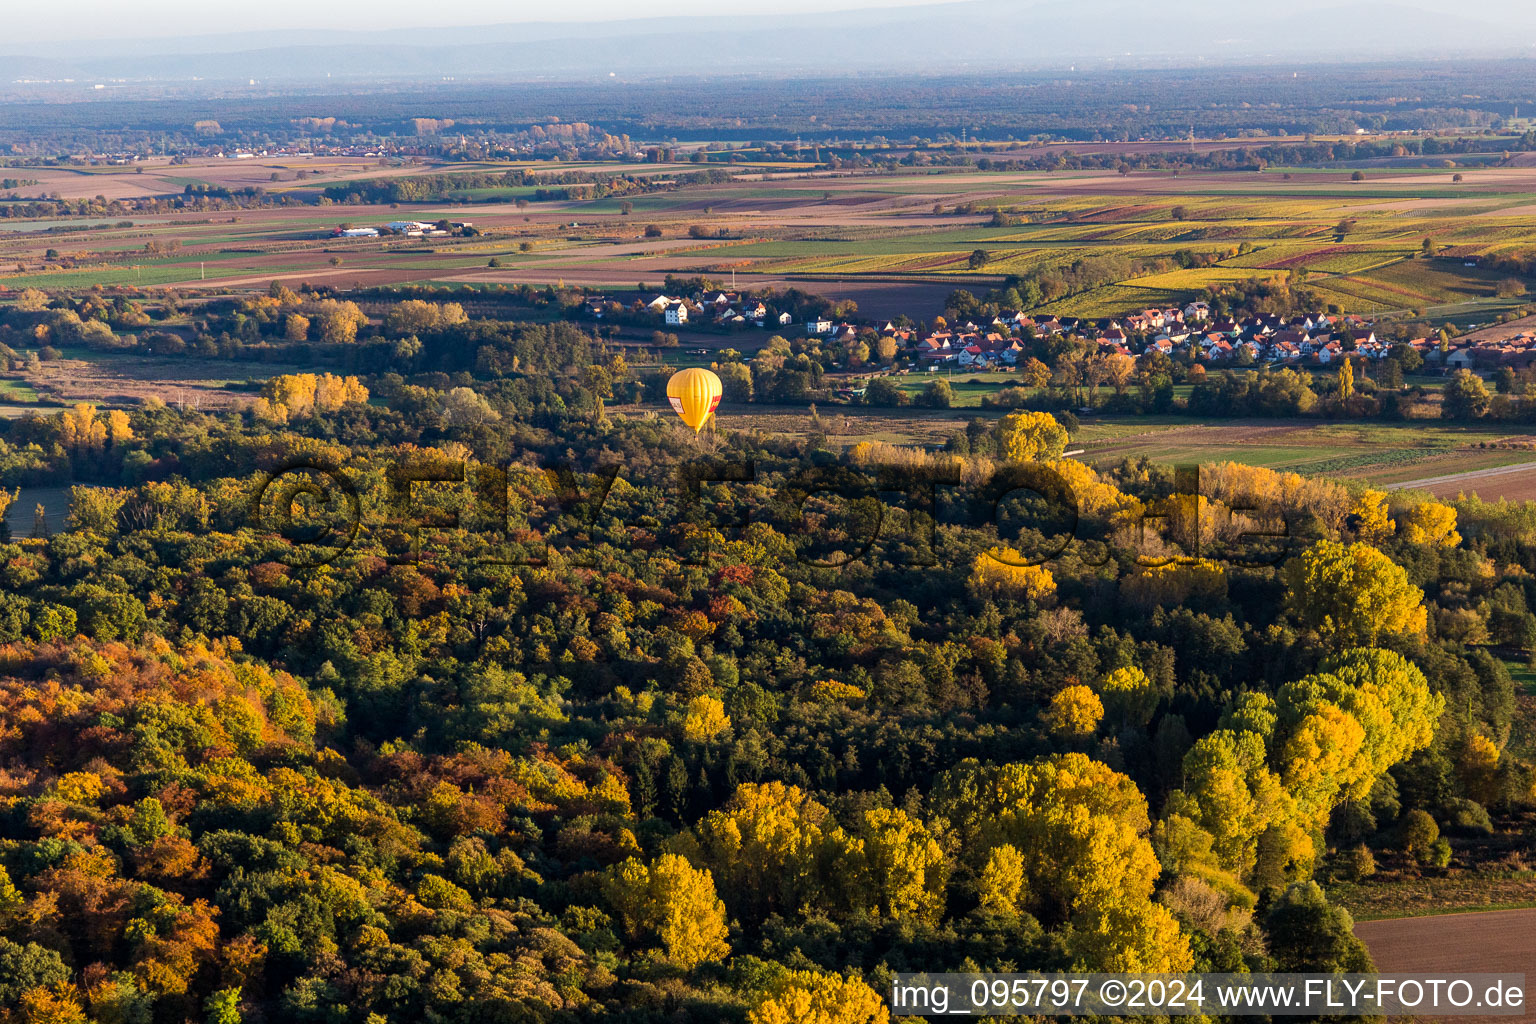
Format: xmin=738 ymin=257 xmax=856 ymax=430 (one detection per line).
xmin=1442 ymin=369 xmax=1490 ymax=419
xmin=921 ymin=379 xmax=954 ymax=408
xmin=1263 ymin=882 xmax=1374 ymax=972
xmin=717 ymin=361 xmax=754 ymax=401
xmin=1398 ymin=809 xmax=1441 ymax=864
xmin=205 ymin=987 xmax=243 ymax=1024
xmin=0 ymin=938 xmax=70 ymax=1006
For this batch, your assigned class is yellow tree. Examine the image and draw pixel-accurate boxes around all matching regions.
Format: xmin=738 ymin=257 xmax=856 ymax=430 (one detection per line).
xmin=694 ymin=781 xmax=839 ymax=921
xmin=1351 ymin=489 xmax=1395 ymax=544
xmin=1337 ymin=358 xmax=1354 ymax=400
xmin=1098 ymin=665 xmax=1159 ymax=726
xmin=1044 ymin=684 xmax=1104 ymax=737
xmin=313 ymin=373 xmax=369 ymax=412
xmin=681 ymin=695 xmax=731 ymax=743
xmin=1181 ymin=648 xmax=1441 ymax=877
xmin=749 ymin=971 xmax=888 ymax=1024
xmin=1401 ymin=501 xmax=1460 ymax=547
xmin=1165 ymin=729 xmax=1296 ymax=878
xmin=969 ymin=548 xmax=1055 ymax=602
xmin=1304 ymin=648 xmax=1442 ymax=798
xmin=58 ymin=403 xmax=130 ymax=453
xmin=604 ymin=854 xmax=730 ymax=968
xmin=995 ymin=410 xmax=1068 ymax=462
xmin=284 ymin=313 xmax=310 ymax=341
xmin=930 ymin=754 xmax=1190 ymax=970
xmin=1044 ymin=459 xmax=1141 ymax=521
xmin=59 ymin=404 xmax=108 ymax=451
xmin=1069 ymin=899 xmax=1195 ymax=973
xmin=105 ymin=410 xmax=132 ymax=445
xmin=1020 ymin=357 xmax=1052 ymax=389
xmin=312 ymin=299 xmax=366 ymax=344
xmin=16 ymin=984 xmax=89 ymax=1024
xmin=1282 ymin=541 xmax=1426 ymax=646
xmin=15 ymin=287 xmax=50 ymax=311
xmin=260 ymin=374 xmax=319 ymax=419
xmin=977 ymin=844 xmax=1028 ymax=916
xmin=853 ymin=807 xmax=948 ymax=925
xmin=384 ymin=299 xmax=443 ymax=336
xmin=1104 ymin=352 xmax=1136 ymax=393
xmin=1275 ymin=702 xmax=1367 ymax=828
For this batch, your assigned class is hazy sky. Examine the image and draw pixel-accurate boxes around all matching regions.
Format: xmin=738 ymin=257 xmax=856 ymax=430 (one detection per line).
xmin=19 ymin=0 xmax=968 ymax=41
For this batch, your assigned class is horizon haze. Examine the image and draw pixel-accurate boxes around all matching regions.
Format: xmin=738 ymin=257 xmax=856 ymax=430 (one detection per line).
xmin=6 ymin=0 xmax=1536 ymax=87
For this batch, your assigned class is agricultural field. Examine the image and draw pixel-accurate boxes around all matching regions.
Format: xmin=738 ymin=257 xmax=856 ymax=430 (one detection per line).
xmin=1352 ymin=900 xmax=1536 ymax=1014
xmin=630 ymin=402 xmax=1536 ymax=503
xmin=888 ymin=370 xmax=1030 ymax=408
xmin=1073 ymin=418 xmax=1536 ymax=496
xmin=5 ymin=152 xmax=1536 ymax=327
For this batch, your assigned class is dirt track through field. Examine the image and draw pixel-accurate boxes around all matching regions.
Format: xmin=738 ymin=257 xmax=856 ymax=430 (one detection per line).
xmin=1392 ymin=460 xmax=1536 ymax=496
xmin=1355 ymin=907 xmax=1536 ymax=1023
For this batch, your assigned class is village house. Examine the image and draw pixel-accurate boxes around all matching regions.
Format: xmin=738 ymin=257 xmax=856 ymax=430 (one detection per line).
xmin=918 ymin=333 xmax=958 ymax=363
xmin=1271 ymin=328 xmax=1309 ymax=352
xmin=1270 ymin=340 xmax=1302 ymax=363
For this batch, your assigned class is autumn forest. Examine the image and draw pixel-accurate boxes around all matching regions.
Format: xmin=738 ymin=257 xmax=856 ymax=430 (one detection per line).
xmin=0 ymin=282 xmax=1527 ymax=1024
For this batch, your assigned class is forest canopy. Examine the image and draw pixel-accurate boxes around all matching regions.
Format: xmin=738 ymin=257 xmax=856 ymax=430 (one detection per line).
xmin=0 ymin=301 xmax=1530 ymax=1024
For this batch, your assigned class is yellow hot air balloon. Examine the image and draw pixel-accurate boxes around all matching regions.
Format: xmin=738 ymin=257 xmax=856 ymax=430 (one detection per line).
xmin=666 ymin=367 xmax=722 ymax=433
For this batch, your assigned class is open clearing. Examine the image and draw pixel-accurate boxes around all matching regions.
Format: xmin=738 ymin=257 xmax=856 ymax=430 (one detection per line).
xmin=12 ymin=349 xmax=308 ymax=410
